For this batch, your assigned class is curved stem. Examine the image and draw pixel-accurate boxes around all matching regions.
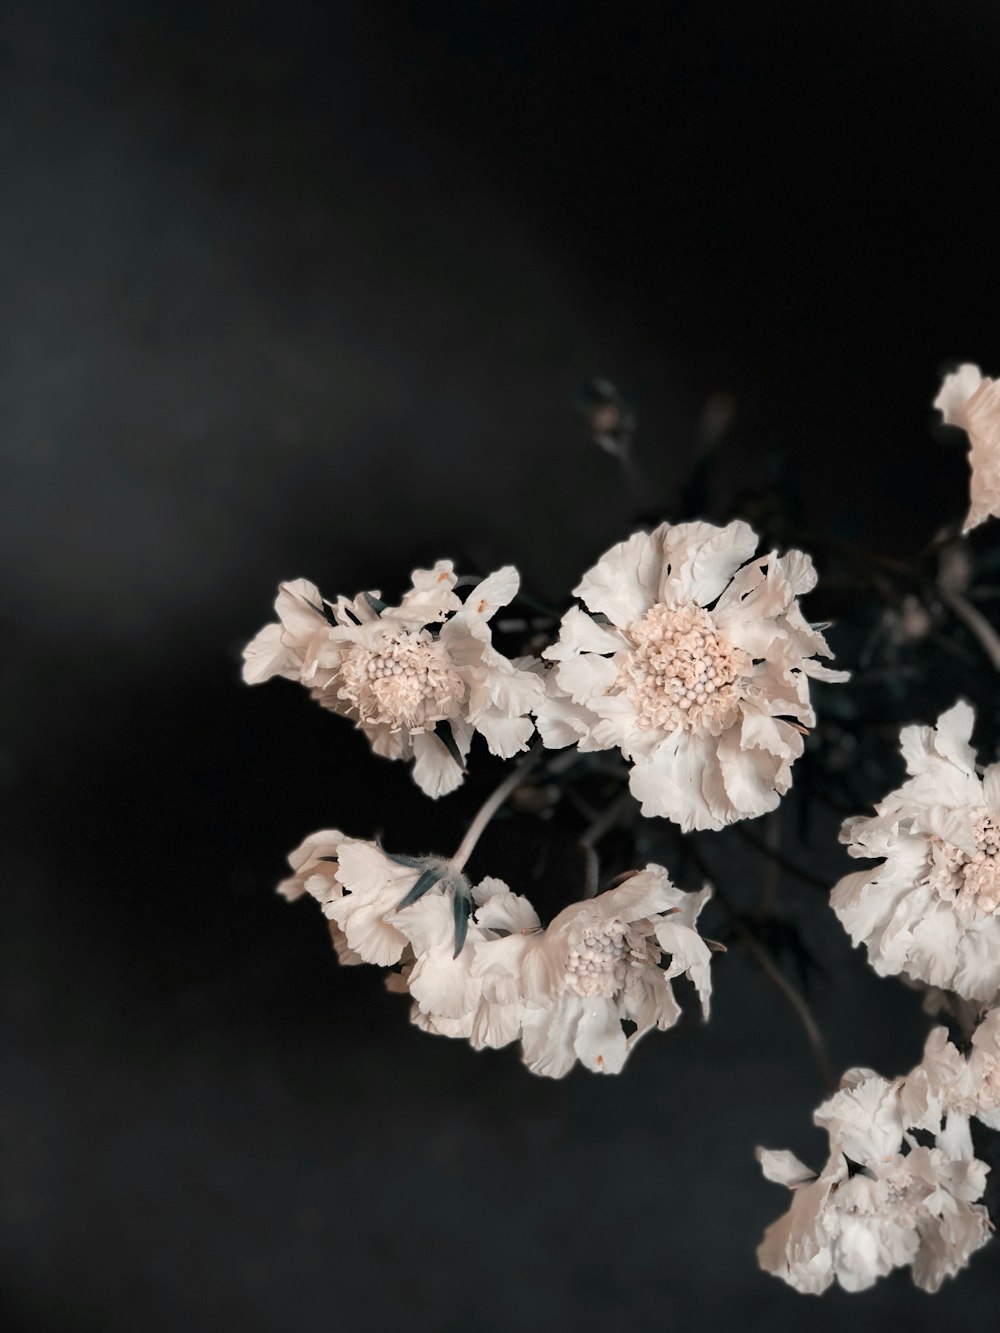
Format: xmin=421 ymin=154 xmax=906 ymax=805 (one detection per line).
xmin=734 ymin=920 xmax=838 ymax=1093
xmin=939 ymin=586 xmax=1000 ymax=672
xmin=449 ymin=744 xmax=542 ymax=873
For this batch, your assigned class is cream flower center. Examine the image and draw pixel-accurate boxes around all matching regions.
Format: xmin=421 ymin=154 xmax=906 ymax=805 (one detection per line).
xmin=927 ymin=809 xmax=1000 ymax=915
xmin=618 ymin=602 xmax=750 ymax=732
xmin=564 ymin=921 xmax=627 ymax=997
xmin=338 ymin=631 xmax=464 ymax=731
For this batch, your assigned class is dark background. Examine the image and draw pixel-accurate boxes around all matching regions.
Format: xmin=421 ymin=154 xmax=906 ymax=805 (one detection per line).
xmin=4 ymin=2 xmax=1000 ymax=1329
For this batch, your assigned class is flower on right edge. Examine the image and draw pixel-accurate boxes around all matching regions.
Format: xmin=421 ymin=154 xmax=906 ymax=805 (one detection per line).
xmin=534 ymin=520 xmax=847 ymax=830
xmin=757 ymin=1069 xmax=991 ymax=1294
xmin=934 ymin=363 xmax=1000 ymax=532
xmin=832 ymin=701 xmax=1000 ymax=1003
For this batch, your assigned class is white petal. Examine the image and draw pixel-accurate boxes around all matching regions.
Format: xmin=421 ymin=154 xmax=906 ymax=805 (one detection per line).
xmin=572 ymin=529 xmax=661 ymax=627
xmin=543 ymin=606 xmax=625 ymax=661
xmin=757 ymin=1147 xmax=815 ymax=1187
xmin=411 ymin=731 xmax=465 ymax=798
xmin=660 ymin=519 xmax=759 ymax=606
xmin=574 ymin=999 xmax=629 ymax=1074
xmin=934 ymin=363 xmax=983 ymax=428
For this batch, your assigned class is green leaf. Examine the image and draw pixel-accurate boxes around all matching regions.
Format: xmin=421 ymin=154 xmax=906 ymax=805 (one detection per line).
xmin=396 ymin=866 xmax=445 ymax=910
xmin=452 ymin=889 xmax=472 ymax=958
xmin=435 ymin=720 xmax=466 ymax=771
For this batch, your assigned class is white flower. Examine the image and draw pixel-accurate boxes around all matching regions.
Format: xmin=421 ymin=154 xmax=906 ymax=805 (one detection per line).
xmin=388 ymin=876 xmax=541 ymax=1051
xmin=534 ymin=521 xmax=846 ymax=830
xmin=243 ymin=563 xmax=543 ymax=797
xmin=757 ymin=1069 xmax=991 ymax=1295
xmin=469 ymin=866 xmax=713 ymax=1078
xmin=832 ymin=701 xmax=1000 ymax=1003
xmin=302 ymin=837 xmax=451 ymax=968
xmin=902 ymin=1011 xmax=1000 ymax=1135
xmin=275 ymin=827 xmax=363 ymax=964
xmin=934 ymin=363 xmax=1000 ymax=532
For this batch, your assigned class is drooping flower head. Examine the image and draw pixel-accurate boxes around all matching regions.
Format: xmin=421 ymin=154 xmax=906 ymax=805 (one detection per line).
xmin=832 ymin=701 xmax=1000 ymax=1003
xmin=535 ymin=520 xmax=846 ymax=829
xmin=278 ymin=833 xmax=715 ymax=1079
xmin=243 ymin=562 xmax=543 ymax=797
xmin=469 ymin=866 xmax=714 ymax=1078
xmin=934 ymin=363 xmax=1000 ymax=532
xmin=757 ymin=1069 xmax=991 ymax=1295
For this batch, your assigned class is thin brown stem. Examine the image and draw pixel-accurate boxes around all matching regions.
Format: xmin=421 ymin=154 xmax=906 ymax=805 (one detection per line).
xmin=939 ymin=587 xmax=1000 ymax=672
xmin=685 ymin=835 xmax=838 ymax=1093
xmin=734 ymin=823 xmax=831 ymax=893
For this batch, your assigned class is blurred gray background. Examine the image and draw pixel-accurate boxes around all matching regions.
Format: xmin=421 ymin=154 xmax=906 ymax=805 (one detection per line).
xmin=3 ymin=2 xmax=999 ymax=1329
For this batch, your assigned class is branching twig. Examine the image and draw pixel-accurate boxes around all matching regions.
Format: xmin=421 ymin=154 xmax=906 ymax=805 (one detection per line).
xmin=734 ymin=823 xmax=831 ymax=893
xmin=685 ymin=835 xmax=838 ymax=1093
xmin=939 ymin=587 xmax=1000 ymax=672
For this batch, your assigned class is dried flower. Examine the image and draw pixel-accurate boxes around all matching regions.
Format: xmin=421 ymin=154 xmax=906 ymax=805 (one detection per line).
xmin=243 ymin=563 xmax=543 ymax=797
xmin=934 ymin=364 xmax=1000 ymax=532
xmin=535 ymin=521 xmax=846 ymax=829
xmin=832 ymin=702 xmax=1000 ymax=1003
xmin=757 ymin=1069 xmax=991 ymax=1294
xmin=471 ymin=866 xmax=713 ymax=1078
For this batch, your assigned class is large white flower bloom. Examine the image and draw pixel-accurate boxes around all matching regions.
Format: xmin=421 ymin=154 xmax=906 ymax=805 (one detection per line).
xmin=934 ymin=363 xmax=1000 ymax=532
xmin=243 ymin=562 xmax=543 ymax=797
xmin=902 ymin=1011 xmax=1000 ymax=1135
xmin=534 ymin=521 xmax=845 ymax=830
xmin=757 ymin=1069 xmax=991 ymax=1295
xmin=832 ymin=701 xmax=1000 ymax=1003
xmin=469 ymin=866 xmax=713 ymax=1078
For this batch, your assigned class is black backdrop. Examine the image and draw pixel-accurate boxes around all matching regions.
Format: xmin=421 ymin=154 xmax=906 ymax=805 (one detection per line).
xmin=4 ymin=3 xmax=1000 ymax=1329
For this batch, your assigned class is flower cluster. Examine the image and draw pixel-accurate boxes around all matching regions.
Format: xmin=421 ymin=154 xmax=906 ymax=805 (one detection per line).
xmin=244 ymin=394 xmax=1000 ymax=1299
xmin=757 ymin=1068 xmax=991 ymax=1294
xmin=243 ymin=562 xmax=543 ymax=797
xmin=279 ymin=830 xmax=713 ymax=1079
xmin=832 ymin=702 xmax=1000 ymax=1003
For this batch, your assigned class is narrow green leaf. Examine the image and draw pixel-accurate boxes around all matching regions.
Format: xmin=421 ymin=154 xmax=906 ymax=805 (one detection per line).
xmin=452 ymin=890 xmax=472 ymax=958
xmin=396 ymin=866 xmax=445 ymax=910
xmin=435 ymin=720 xmax=466 ymax=771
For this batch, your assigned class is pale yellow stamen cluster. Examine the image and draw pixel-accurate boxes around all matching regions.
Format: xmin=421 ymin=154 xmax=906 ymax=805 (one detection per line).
xmin=563 ymin=919 xmax=652 ymax=998
xmin=926 ymin=808 xmax=1000 ymax=915
xmin=338 ymin=631 xmax=464 ymax=731
xmin=618 ymin=602 xmax=750 ymax=732
xmin=564 ymin=921 xmax=629 ymax=998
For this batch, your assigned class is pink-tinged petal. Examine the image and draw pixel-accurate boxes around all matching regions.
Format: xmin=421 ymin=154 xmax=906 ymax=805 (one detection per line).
xmin=964 ymin=377 xmax=1000 ymax=531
